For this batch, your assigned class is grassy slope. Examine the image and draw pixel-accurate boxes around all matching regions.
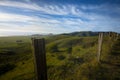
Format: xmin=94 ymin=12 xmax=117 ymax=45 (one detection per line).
xmin=0 ymin=36 xmax=35 ymax=80
xmin=0 ymin=35 xmax=120 ymax=80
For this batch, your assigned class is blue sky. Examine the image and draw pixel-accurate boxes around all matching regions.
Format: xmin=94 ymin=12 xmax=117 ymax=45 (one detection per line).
xmin=0 ymin=0 xmax=120 ymax=36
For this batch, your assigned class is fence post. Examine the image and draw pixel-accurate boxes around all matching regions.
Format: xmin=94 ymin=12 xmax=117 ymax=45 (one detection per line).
xmin=32 ymin=38 xmax=47 ymax=80
xmin=97 ymin=33 xmax=103 ymax=62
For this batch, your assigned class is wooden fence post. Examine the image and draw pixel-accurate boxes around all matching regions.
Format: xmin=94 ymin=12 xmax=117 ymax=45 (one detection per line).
xmin=32 ymin=38 xmax=47 ymax=80
xmin=97 ymin=33 xmax=103 ymax=62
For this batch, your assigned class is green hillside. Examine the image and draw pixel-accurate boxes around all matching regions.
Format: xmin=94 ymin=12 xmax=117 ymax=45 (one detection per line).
xmin=0 ymin=32 xmax=120 ymax=80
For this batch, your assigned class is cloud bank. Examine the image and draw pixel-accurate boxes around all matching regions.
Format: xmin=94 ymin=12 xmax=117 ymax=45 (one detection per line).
xmin=0 ymin=0 xmax=120 ymax=36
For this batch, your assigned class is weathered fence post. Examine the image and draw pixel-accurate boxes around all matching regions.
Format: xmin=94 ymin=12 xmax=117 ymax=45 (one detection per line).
xmin=97 ymin=33 xmax=103 ymax=62
xmin=32 ymin=38 xmax=47 ymax=80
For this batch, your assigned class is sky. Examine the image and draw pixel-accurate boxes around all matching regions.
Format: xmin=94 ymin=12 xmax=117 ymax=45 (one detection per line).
xmin=0 ymin=0 xmax=120 ymax=36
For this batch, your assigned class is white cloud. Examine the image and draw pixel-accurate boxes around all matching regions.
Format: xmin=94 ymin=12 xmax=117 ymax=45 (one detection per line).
xmin=0 ymin=0 xmax=101 ymax=17
xmin=0 ymin=0 xmax=120 ymax=36
xmin=0 ymin=29 xmax=40 ymax=36
xmin=0 ymin=12 xmax=39 ymax=22
xmin=0 ymin=11 xmax=61 ymax=24
xmin=0 ymin=0 xmax=120 ymax=18
xmin=0 ymin=0 xmax=68 ymax=15
xmin=0 ymin=0 xmax=41 ymax=10
xmin=0 ymin=0 xmax=119 ymax=19
xmin=0 ymin=10 xmax=119 ymax=36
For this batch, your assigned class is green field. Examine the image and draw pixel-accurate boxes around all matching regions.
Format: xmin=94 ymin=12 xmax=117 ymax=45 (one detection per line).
xmin=0 ymin=33 xmax=120 ymax=80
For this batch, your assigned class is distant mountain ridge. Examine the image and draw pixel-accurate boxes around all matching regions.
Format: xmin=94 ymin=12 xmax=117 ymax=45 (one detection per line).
xmin=31 ymin=31 xmax=119 ymax=37
xmin=61 ymin=31 xmax=119 ymax=37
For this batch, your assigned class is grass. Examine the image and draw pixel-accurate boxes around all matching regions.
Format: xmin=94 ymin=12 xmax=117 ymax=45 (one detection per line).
xmin=0 ymin=36 xmax=35 ymax=80
xmin=0 ymin=34 xmax=120 ymax=80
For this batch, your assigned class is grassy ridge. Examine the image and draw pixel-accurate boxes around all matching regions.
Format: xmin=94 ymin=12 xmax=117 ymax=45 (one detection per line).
xmin=0 ymin=34 xmax=120 ymax=80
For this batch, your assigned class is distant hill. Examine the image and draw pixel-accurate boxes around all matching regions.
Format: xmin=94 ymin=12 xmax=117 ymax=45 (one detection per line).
xmin=61 ymin=31 xmax=119 ymax=37
xmin=30 ymin=31 xmax=119 ymax=38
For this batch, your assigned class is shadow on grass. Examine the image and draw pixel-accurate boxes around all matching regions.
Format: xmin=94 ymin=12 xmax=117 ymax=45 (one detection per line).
xmin=0 ymin=63 xmax=16 ymax=75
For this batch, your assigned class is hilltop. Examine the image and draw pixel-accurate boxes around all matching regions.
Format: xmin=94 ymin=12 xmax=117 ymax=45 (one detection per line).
xmin=0 ymin=31 xmax=120 ymax=80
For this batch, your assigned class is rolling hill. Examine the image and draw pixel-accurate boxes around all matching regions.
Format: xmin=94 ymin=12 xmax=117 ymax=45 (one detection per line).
xmin=0 ymin=31 xmax=120 ymax=80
